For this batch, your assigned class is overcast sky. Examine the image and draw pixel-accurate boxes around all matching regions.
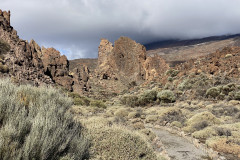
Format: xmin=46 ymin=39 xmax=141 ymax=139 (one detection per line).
xmin=1 ymin=0 xmax=240 ymax=59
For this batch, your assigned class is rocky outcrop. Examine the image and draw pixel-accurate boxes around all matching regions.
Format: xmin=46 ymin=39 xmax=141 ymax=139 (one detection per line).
xmin=97 ymin=37 xmax=169 ymax=83
xmin=0 ymin=9 xmax=75 ymax=90
xmin=176 ymin=46 xmax=240 ymax=78
xmin=41 ymin=47 xmax=74 ymax=90
xmin=144 ymin=55 xmax=169 ymax=81
xmin=72 ymin=66 xmax=90 ymax=94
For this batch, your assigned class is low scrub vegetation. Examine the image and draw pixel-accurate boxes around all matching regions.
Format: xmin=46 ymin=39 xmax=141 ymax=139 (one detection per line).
xmin=157 ymin=90 xmax=176 ymax=103
xmin=0 ymin=39 xmax=10 ymax=56
xmin=183 ymin=111 xmax=220 ymax=133
xmin=81 ymin=117 xmax=158 ymax=160
xmin=121 ymin=89 xmax=175 ymax=107
xmin=0 ymin=80 xmax=89 ymax=160
xmin=0 ymin=63 xmax=9 ymax=73
xmin=68 ymin=92 xmax=106 ymax=108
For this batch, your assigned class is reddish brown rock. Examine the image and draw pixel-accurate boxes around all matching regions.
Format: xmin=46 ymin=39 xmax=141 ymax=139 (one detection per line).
xmin=41 ymin=47 xmax=73 ymax=90
xmin=97 ymin=37 xmax=169 ymax=83
xmin=0 ymin=9 xmax=75 ymax=91
xmin=175 ymin=46 xmax=240 ymax=79
xmin=2 ymin=11 xmax=10 ymax=26
xmin=144 ymin=55 xmax=169 ymax=81
xmin=97 ymin=37 xmax=147 ymax=82
xmin=72 ymin=66 xmax=90 ymax=94
xmin=98 ymin=38 xmax=113 ymax=67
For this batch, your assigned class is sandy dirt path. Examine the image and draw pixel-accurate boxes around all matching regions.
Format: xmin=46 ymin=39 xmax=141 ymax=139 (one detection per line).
xmin=151 ymin=128 xmax=209 ymax=160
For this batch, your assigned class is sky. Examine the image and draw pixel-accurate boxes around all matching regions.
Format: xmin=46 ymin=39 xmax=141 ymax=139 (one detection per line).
xmin=1 ymin=0 xmax=240 ymax=59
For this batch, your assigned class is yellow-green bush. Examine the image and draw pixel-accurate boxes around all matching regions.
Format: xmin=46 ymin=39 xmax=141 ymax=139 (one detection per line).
xmin=0 ymin=79 xmax=89 ymax=160
xmin=206 ymin=87 xmax=220 ymax=98
xmin=138 ymin=90 xmax=157 ymax=106
xmin=90 ymin=100 xmax=106 ymax=109
xmin=121 ymin=90 xmax=158 ymax=107
xmin=192 ymin=127 xmax=217 ymax=140
xmin=82 ymin=117 xmax=158 ymax=160
xmin=170 ymin=121 xmax=183 ymax=128
xmin=158 ymin=107 xmax=184 ymax=123
xmin=114 ymin=108 xmax=129 ymax=118
xmin=234 ymin=91 xmax=240 ymax=100
xmin=145 ymin=115 xmax=159 ymax=123
xmin=166 ymin=69 xmax=179 ymax=77
xmin=0 ymin=63 xmax=9 ymax=73
xmin=120 ymin=94 xmax=139 ymax=107
xmin=177 ymin=74 xmax=211 ymax=97
xmin=67 ymin=92 xmax=90 ymax=106
xmin=206 ymin=137 xmax=240 ymax=156
xmin=128 ymin=111 xmax=141 ymax=119
xmin=157 ymin=90 xmax=176 ymax=103
xmin=183 ymin=111 xmax=220 ymax=133
xmin=0 ymin=39 xmax=10 ymax=55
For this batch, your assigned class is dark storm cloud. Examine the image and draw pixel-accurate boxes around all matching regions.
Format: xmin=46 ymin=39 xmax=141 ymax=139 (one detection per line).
xmin=1 ymin=0 xmax=240 ymax=59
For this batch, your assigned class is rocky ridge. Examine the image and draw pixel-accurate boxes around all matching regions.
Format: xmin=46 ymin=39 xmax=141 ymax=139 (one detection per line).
xmin=0 ymin=9 xmax=91 ymax=92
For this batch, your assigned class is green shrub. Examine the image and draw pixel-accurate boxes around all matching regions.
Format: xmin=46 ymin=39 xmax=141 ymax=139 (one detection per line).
xmin=82 ymin=118 xmax=157 ymax=160
xmin=0 ymin=39 xmax=10 ymax=55
xmin=0 ymin=63 xmax=9 ymax=73
xmin=145 ymin=115 xmax=159 ymax=123
xmin=210 ymin=104 xmax=239 ymax=117
xmin=67 ymin=92 xmax=90 ymax=106
xmin=170 ymin=121 xmax=182 ymax=128
xmin=138 ymin=90 xmax=157 ymax=106
xmin=192 ymin=127 xmax=217 ymax=140
xmin=128 ymin=111 xmax=141 ymax=119
xmin=158 ymin=107 xmax=185 ymax=123
xmin=222 ymin=83 xmax=236 ymax=95
xmin=166 ymin=69 xmax=179 ymax=77
xmin=120 ymin=95 xmax=139 ymax=107
xmin=0 ymin=79 xmax=89 ymax=160
xmin=73 ymin=97 xmax=90 ymax=106
xmin=178 ymin=74 xmax=210 ymax=97
xmin=206 ymin=87 xmax=220 ymax=98
xmin=90 ymin=100 xmax=106 ymax=109
xmin=234 ymin=91 xmax=240 ymax=100
xmin=157 ymin=90 xmax=176 ymax=103
xmin=167 ymin=77 xmax=173 ymax=82
xmin=114 ymin=108 xmax=129 ymax=118
xmin=178 ymin=79 xmax=192 ymax=91
xmin=183 ymin=111 xmax=220 ymax=133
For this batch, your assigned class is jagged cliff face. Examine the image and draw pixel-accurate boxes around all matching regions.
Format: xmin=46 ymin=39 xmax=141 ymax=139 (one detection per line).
xmin=0 ymin=9 xmax=80 ymax=90
xmin=97 ymin=37 xmax=169 ymax=83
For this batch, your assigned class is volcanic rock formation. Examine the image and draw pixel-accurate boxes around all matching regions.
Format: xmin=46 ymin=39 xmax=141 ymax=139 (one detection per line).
xmin=97 ymin=37 xmax=169 ymax=83
xmin=0 ymin=9 xmax=77 ymax=90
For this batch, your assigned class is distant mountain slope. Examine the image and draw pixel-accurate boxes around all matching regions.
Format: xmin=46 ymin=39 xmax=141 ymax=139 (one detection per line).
xmin=145 ymin=34 xmax=240 ymax=50
xmin=69 ymin=58 xmax=98 ymax=71
xmin=145 ymin=34 xmax=240 ymax=66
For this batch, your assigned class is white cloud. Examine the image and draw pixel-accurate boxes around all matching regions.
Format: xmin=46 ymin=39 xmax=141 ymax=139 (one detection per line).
xmin=1 ymin=0 xmax=240 ymax=59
